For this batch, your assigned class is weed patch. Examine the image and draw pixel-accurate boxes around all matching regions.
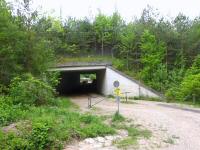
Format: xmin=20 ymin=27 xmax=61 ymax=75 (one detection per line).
xmin=163 ymin=137 xmax=175 ymax=144
xmin=115 ymin=137 xmax=137 ymax=148
xmin=0 ymin=96 xmax=25 ymax=126
xmin=0 ymin=97 xmax=115 ymax=149
xmin=112 ymin=112 xmax=125 ymax=122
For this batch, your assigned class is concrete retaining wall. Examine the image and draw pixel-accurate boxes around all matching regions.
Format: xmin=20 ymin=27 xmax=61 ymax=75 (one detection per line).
xmin=100 ymin=67 xmax=160 ymax=98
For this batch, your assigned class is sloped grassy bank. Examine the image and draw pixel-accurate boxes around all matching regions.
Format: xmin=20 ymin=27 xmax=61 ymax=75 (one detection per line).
xmin=0 ymin=97 xmax=115 ymax=149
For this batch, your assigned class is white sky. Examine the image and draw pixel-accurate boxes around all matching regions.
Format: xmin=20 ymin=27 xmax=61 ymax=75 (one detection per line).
xmin=7 ymin=0 xmax=200 ymax=21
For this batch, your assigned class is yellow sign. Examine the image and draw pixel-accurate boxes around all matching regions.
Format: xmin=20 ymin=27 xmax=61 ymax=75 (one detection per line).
xmin=114 ymin=87 xmax=121 ymax=96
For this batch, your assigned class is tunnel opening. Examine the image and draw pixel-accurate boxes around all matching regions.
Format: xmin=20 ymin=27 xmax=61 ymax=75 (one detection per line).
xmin=56 ymin=69 xmax=105 ymax=96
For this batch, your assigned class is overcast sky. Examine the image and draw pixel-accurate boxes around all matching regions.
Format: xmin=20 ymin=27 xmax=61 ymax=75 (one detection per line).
xmin=7 ymin=0 xmax=200 ymax=21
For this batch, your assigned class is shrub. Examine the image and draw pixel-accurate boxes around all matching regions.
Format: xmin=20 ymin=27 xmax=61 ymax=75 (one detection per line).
xmin=0 ymin=98 xmax=115 ymax=149
xmin=0 ymin=84 xmax=8 ymax=95
xmin=0 ymin=96 xmax=24 ymax=126
xmin=165 ymin=86 xmax=180 ymax=101
xmin=177 ymin=74 xmax=200 ymax=102
xmin=0 ymin=131 xmax=30 ymax=150
xmin=0 ymin=121 xmax=51 ymax=150
xmin=112 ymin=59 xmax=126 ymax=71
xmin=9 ymin=74 xmax=55 ymax=106
xmin=166 ymin=73 xmax=200 ymax=102
xmin=42 ymin=71 xmax=60 ymax=88
xmin=30 ymin=122 xmax=50 ymax=150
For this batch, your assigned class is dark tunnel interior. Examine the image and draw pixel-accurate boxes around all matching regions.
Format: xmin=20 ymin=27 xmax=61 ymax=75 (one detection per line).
xmin=56 ymin=69 xmax=105 ymax=95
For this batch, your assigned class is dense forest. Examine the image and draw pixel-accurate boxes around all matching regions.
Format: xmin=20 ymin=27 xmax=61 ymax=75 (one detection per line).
xmin=0 ymin=0 xmax=200 ymax=102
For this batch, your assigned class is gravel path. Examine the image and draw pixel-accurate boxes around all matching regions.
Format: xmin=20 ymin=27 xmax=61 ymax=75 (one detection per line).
xmin=67 ymin=94 xmax=200 ymax=150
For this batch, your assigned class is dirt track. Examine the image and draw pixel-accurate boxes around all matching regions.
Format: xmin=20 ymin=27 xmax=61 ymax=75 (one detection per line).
xmin=70 ymin=95 xmax=200 ymax=150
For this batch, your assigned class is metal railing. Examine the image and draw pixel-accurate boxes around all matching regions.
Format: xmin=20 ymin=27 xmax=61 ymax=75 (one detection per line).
xmin=88 ymin=95 xmax=106 ymax=108
xmin=122 ymin=92 xmax=131 ymax=102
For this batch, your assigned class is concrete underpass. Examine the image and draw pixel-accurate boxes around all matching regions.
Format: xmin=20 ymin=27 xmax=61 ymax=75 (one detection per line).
xmin=56 ymin=69 xmax=106 ymax=95
xmin=50 ymin=62 xmax=161 ymax=98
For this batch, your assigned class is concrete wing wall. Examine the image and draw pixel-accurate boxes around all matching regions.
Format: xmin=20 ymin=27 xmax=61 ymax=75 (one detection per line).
xmin=100 ymin=67 xmax=161 ymax=98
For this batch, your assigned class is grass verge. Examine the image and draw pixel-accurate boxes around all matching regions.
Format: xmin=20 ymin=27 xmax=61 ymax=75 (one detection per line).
xmin=115 ymin=127 xmax=152 ymax=149
xmin=111 ymin=112 xmax=152 ymax=149
xmin=0 ymin=97 xmax=115 ymax=150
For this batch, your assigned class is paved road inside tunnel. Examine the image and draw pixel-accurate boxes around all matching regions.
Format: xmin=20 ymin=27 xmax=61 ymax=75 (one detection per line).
xmin=69 ymin=94 xmax=200 ymax=150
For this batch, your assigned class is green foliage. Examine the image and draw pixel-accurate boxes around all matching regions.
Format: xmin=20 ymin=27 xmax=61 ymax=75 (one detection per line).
xmin=115 ymin=126 xmax=152 ymax=148
xmin=127 ymin=127 xmax=151 ymax=139
xmin=0 ymin=131 xmax=30 ymax=150
xmin=166 ymin=56 xmax=200 ymax=102
xmin=0 ymin=121 xmax=51 ymax=150
xmin=0 ymin=98 xmax=115 ymax=149
xmin=0 ymin=96 xmax=24 ymax=126
xmin=0 ymin=0 xmax=55 ymax=86
xmin=25 ymin=98 xmax=114 ymax=145
xmin=81 ymin=123 xmax=115 ymax=138
xmin=112 ymin=112 xmax=125 ymax=122
xmin=116 ymin=137 xmax=137 ymax=148
xmin=186 ymin=54 xmax=200 ymax=76
xmin=133 ymin=96 xmax=163 ymax=102
xmin=9 ymin=74 xmax=55 ymax=106
xmin=140 ymin=30 xmax=167 ymax=91
xmin=42 ymin=71 xmax=60 ymax=88
xmin=176 ymin=74 xmax=200 ymax=102
xmin=0 ymin=84 xmax=8 ymax=95
xmin=112 ymin=59 xmax=126 ymax=71
xmin=30 ymin=122 xmax=50 ymax=150
xmin=0 ymin=0 xmax=200 ymax=114
xmin=0 ymin=0 xmax=23 ymax=85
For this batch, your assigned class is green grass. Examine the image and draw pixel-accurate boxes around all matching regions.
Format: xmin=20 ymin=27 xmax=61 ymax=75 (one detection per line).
xmin=115 ymin=127 xmax=152 ymax=149
xmin=58 ymin=56 xmax=113 ymax=64
xmin=112 ymin=112 xmax=125 ymax=122
xmin=0 ymin=97 xmax=115 ymax=150
xmin=166 ymin=99 xmax=200 ymax=108
xmin=115 ymin=137 xmax=137 ymax=148
xmin=121 ymin=100 xmax=137 ymax=104
xmin=110 ymin=113 xmax=152 ymax=149
xmin=163 ymin=137 xmax=175 ymax=144
xmin=133 ymin=96 xmax=163 ymax=102
xmin=0 ymin=96 xmax=26 ymax=127
xmin=127 ymin=127 xmax=152 ymax=139
xmin=57 ymin=56 xmax=127 ymax=71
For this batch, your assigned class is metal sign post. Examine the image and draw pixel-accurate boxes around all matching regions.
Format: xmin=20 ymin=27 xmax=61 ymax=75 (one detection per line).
xmin=113 ymin=80 xmax=121 ymax=113
xmin=116 ymin=96 xmax=120 ymax=113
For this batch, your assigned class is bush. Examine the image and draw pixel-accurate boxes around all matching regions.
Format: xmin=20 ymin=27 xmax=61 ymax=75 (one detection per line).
xmin=30 ymin=122 xmax=50 ymax=150
xmin=0 ymin=96 xmax=24 ymax=126
xmin=0 ymin=131 xmax=30 ymax=150
xmin=166 ymin=73 xmax=200 ymax=102
xmin=0 ymin=84 xmax=8 ymax=95
xmin=112 ymin=59 xmax=126 ymax=71
xmin=177 ymin=74 xmax=200 ymax=102
xmin=0 ymin=97 xmax=115 ymax=149
xmin=9 ymin=74 xmax=55 ymax=106
xmin=165 ymin=86 xmax=180 ymax=101
xmin=0 ymin=121 xmax=51 ymax=150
